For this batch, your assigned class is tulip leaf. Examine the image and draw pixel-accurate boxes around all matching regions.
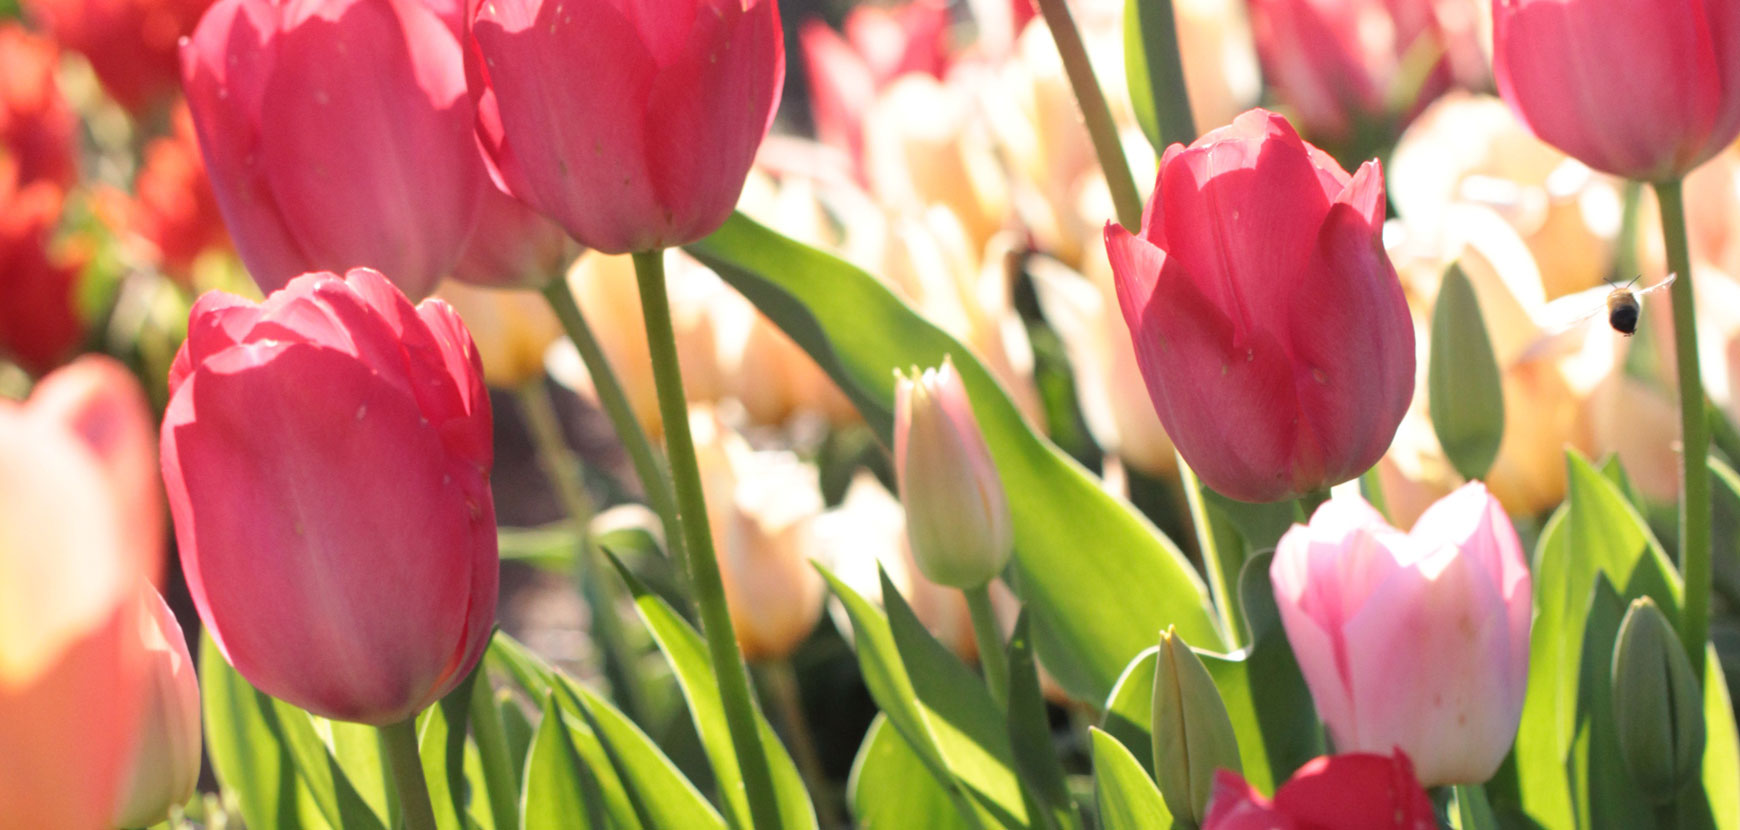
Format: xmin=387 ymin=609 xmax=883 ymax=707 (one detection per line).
xmin=418 ymin=664 xmax=478 ymax=830
xmin=262 ymin=700 xmax=389 ymax=830
xmin=1006 ymin=614 xmax=1081 ymax=830
xmin=604 ymin=550 xmax=818 ymax=830
xmin=1123 ymin=0 xmax=1196 ymax=154
xmin=563 ymin=679 xmax=728 ymax=830
xmin=848 ymin=715 xmax=974 ymax=830
xmin=1090 ymin=728 xmax=1173 ymax=830
xmin=688 ymin=212 xmax=1221 ymax=702
xmin=523 ymin=692 xmax=607 ymax=830
xmin=1698 ymin=646 xmax=1740 ymax=830
xmin=485 ymin=632 xmax=555 ymax=700
xmin=1428 ymin=263 xmax=1505 ymax=482
xmin=200 ymin=634 xmax=310 ymax=830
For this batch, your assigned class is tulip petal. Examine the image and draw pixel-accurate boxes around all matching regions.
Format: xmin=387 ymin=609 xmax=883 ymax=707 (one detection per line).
xmin=1201 ymin=769 xmax=1292 ymax=829
xmin=1269 ymin=752 xmax=1435 ymax=828
xmin=164 ymin=340 xmax=484 ymax=724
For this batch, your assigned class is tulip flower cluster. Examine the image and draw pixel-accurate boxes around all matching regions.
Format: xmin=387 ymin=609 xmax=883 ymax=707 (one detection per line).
xmin=4 ymin=0 xmax=1740 ymax=826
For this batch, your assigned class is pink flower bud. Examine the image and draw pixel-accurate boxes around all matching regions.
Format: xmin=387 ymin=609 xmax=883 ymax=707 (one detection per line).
xmin=1104 ymin=109 xmax=1414 ymax=503
xmin=1493 ymin=0 xmax=1740 ymax=181
xmin=161 ymin=268 xmax=497 ymax=725
xmin=893 ymin=356 xmax=1011 ymax=589
xmin=180 ymin=0 xmax=485 ymax=297
xmin=1270 ymin=482 xmax=1532 ymax=786
xmin=112 ymin=586 xmax=201 ymax=829
xmin=466 ymin=0 xmax=785 ymax=254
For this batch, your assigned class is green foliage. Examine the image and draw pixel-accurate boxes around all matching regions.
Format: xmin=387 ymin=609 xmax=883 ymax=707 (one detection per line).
xmin=1090 ymin=728 xmax=1172 ymax=830
xmin=1428 ymin=263 xmax=1505 ymax=482
xmin=848 ymin=717 xmax=971 ymax=830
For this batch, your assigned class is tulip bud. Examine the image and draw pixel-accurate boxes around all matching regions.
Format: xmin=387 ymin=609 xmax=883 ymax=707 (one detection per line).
xmin=161 ymin=268 xmax=498 ymax=725
xmin=1104 ymin=109 xmax=1414 ymax=503
xmin=1610 ymin=597 xmax=1705 ymax=800
xmin=113 ymin=586 xmax=202 ymax=829
xmin=1152 ymin=627 xmax=1242 ymax=828
xmin=1270 ymin=482 xmax=1532 ymax=786
xmin=893 ymin=356 xmax=1012 ymax=589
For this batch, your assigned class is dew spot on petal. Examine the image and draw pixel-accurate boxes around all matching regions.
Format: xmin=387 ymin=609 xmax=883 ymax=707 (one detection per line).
xmin=1312 ymin=368 xmax=1329 ymax=385
xmin=355 ymin=404 xmax=367 ymax=420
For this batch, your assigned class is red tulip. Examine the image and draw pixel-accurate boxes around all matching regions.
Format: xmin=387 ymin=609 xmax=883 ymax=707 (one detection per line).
xmin=161 ymin=268 xmax=498 ymax=724
xmin=1103 ymin=108 xmax=1414 ymax=503
xmin=181 ymin=0 xmax=484 ymax=298
xmin=466 ymin=0 xmax=785 ymax=253
xmin=450 ymin=185 xmax=571 ymax=287
xmin=0 ymin=159 xmax=85 ymax=376
xmin=22 ymin=0 xmax=212 ymax=112
xmin=1493 ymin=0 xmax=1740 ymax=181
xmin=1203 ymin=751 xmax=1436 ymax=829
xmin=0 ymin=356 xmax=161 ymax=829
xmin=106 ymin=102 xmax=229 ymax=281
xmin=0 ymin=24 xmax=77 ymax=189
xmin=800 ymin=0 xmax=950 ymax=171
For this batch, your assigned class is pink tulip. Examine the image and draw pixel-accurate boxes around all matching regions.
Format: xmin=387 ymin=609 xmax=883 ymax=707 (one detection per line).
xmin=1204 ymin=750 xmax=1436 ymax=830
xmin=1104 ymin=108 xmax=1414 ymax=503
xmin=466 ymin=0 xmax=784 ymax=253
xmin=450 ymin=185 xmax=571 ymax=287
xmin=112 ymin=586 xmax=201 ymax=829
xmin=0 ymin=356 xmax=161 ymax=829
xmin=1493 ymin=0 xmax=1740 ymax=181
xmin=1270 ymin=483 xmax=1532 ymax=786
xmin=180 ymin=0 xmax=484 ymax=298
xmin=161 ymin=268 xmax=497 ymax=725
xmin=894 ymin=356 xmax=1012 ymax=589
xmin=799 ymin=0 xmax=950 ymax=171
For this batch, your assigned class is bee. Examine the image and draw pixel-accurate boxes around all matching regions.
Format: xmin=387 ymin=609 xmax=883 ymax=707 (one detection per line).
xmin=1545 ymin=273 xmax=1677 ymax=337
xmin=1519 ymin=273 xmax=1676 ymax=363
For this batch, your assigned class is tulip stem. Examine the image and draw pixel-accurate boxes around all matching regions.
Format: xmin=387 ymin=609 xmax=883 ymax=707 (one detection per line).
xmin=631 ymin=249 xmax=784 ymax=830
xmin=1298 ymin=488 xmax=1332 ymax=520
xmin=379 ymin=718 xmax=437 ymax=830
xmin=1031 ymin=0 xmax=1144 ymax=229
xmin=1652 ymin=179 xmax=1711 ymax=680
xmin=760 ymin=659 xmax=842 ymax=829
xmin=540 ymin=275 xmax=686 ymax=565
xmin=466 ymin=672 xmax=522 ymax=830
xmin=964 ymin=583 xmax=1011 ymax=710
xmin=513 ymin=381 xmax=646 ymax=724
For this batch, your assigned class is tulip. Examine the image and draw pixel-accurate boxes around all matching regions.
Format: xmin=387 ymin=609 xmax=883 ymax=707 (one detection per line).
xmin=433 ymin=279 xmax=563 ymax=388
xmin=799 ymin=0 xmax=950 ymax=171
xmin=0 ymin=24 xmax=77 ymax=189
xmin=1270 ymin=482 xmax=1531 ymax=786
xmin=160 ymin=268 xmax=498 ymax=724
xmin=1104 ymin=109 xmax=1414 ymax=503
xmin=894 ymin=356 xmax=1012 ymax=590
xmin=451 ymin=186 xmax=571 ymax=288
xmin=1 ymin=357 xmax=161 ymax=829
xmin=0 ymin=158 xmax=85 ymax=376
xmin=1610 ymin=597 xmax=1705 ymax=801
xmin=23 ymin=0 xmax=211 ymax=112
xmin=181 ymin=0 xmax=484 ymax=297
xmin=112 ymin=586 xmax=201 ymax=829
xmin=1152 ymin=627 xmax=1242 ymax=828
xmin=105 ymin=102 xmax=230 ymax=281
xmin=466 ymin=0 xmax=784 ymax=254
xmin=1203 ymin=751 xmax=1436 ymax=830
xmin=1492 ymin=0 xmax=1740 ymax=182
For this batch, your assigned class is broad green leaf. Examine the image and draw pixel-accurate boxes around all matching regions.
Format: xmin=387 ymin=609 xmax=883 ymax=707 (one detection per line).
xmin=1700 ymin=647 xmax=1740 ymax=830
xmin=1090 ymin=728 xmax=1173 ymax=830
xmin=263 ymin=700 xmax=389 ymax=830
xmin=486 ymin=633 xmax=554 ymax=700
xmin=1123 ymin=0 xmax=1194 ymax=154
xmin=419 ymin=664 xmax=478 ymax=830
xmin=522 ymin=692 xmax=605 ymax=830
xmin=564 ymin=680 xmax=727 ymax=830
xmin=1006 ymin=615 xmax=1079 ymax=830
xmin=1428 ymin=263 xmax=1504 ymax=482
xmin=689 ymin=213 xmax=1221 ymax=701
xmin=848 ymin=716 xmax=973 ymax=830
xmin=606 ymin=552 xmax=817 ymax=830
xmin=200 ymin=634 xmax=308 ymax=830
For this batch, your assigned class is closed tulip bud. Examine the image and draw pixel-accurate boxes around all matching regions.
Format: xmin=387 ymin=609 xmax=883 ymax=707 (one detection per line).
xmin=893 ymin=356 xmax=1011 ymax=589
xmin=466 ymin=0 xmax=784 ymax=254
xmin=1152 ymin=627 xmax=1242 ymax=829
xmin=2 ymin=356 xmax=160 ymax=829
xmin=1271 ymin=482 xmax=1532 ymax=786
xmin=1104 ymin=109 xmax=1414 ymax=503
xmin=161 ymin=268 xmax=498 ymax=725
xmin=1203 ymin=750 xmax=1436 ymax=830
xmin=1493 ymin=0 xmax=1740 ymax=182
xmin=112 ymin=586 xmax=201 ymax=829
xmin=1611 ymin=597 xmax=1705 ymax=800
xmin=181 ymin=0 xmax=485 ymax=297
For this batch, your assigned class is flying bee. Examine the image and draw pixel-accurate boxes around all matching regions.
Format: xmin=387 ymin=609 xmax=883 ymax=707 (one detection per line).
xmin=1518 ymin=273 xmax=1677 ymax=364
xmin=1545 ymin=273 xmax=1677 ymax=336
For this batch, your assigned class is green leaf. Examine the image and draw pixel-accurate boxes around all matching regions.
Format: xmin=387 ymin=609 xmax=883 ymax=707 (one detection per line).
xmin=1122 ymin=0 xmax=1195 ymax=154
xmin=1090 ymin=728 xmax=1173 ymax=830
xmin=419 ymin=664 xmax=479 ymax=830
xmin=1428 ymin=263 xmax=1505 ymax=482
xmin=1006 ymin=614 xmax=1079 ymax=830
xmin=563 ymin=680 xmax=728 ymax=830
xmin=522 ymin=692 xmax=606 ymax=830
xmin=1572 ymin=578 xmax=1655 ymax=828
xmin=262 ymin=700 xmax=389 ymax=830
xmin=200 ymin=634 xmax=307 ymax=830
xmin=1699 ymin=646 xmax=1740 ymax=830
xmin=848 ymin=716 xmax=973 ymax=830
xmin=688 ymin=212 xmax=1221 ymax=701
xmin=486 ymin=633 xmax=555 ymax=701
xmin=606 ymin=551 xmax=817 ymax=830
xmin=498 ymin=523 xmax=582 ymax=571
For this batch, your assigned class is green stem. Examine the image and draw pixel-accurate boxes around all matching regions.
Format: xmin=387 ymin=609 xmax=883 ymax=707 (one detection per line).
xmin=631 ymin=250 xmax=783 ymax=830
xmin=1653 ymin=180 xmax=1711 ymax=680
xmin=1451 ymin=783 xmax=1499 ymax=830
xmin=379 ymin=718 xmax=437 ymax=830
xmin=540 ymin=275 xmax=686 ymax=565
xmin=1179 ymin=459 xmax=1247 ymax=648
xmin=964 ymin=583 xmax=1010 ymax=710
xmin=513 ymin=381 xmax=644 ymax=724
xmin=1298 ymin=488 xmax=1332 ymax=521
xmin=466 ymin=672 xmax=521 ymax=830
xmin=1032 ymin=0 xmax=1144 ymax=229
xmin=760 ymin=660 xmax=842 ymax=830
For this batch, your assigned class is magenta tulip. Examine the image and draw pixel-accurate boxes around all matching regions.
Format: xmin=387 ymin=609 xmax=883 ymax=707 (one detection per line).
xmin=1204 ymin=750 xmax=1435 ymax=830
xmin=181 ymin=0 xmax=483 ymax=297
xmin=1493 ymin=0 xmax=1740 ymax=181
xmin=1104 ymin=108 xmax=1413 ymax=503
xmin=161 ymin=268 xmax=497 ymax=725
xmin=1270 ymin=483 xmax=1532 ymax=786
xmin=466 ymin=0 xmax=784 ymax=254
